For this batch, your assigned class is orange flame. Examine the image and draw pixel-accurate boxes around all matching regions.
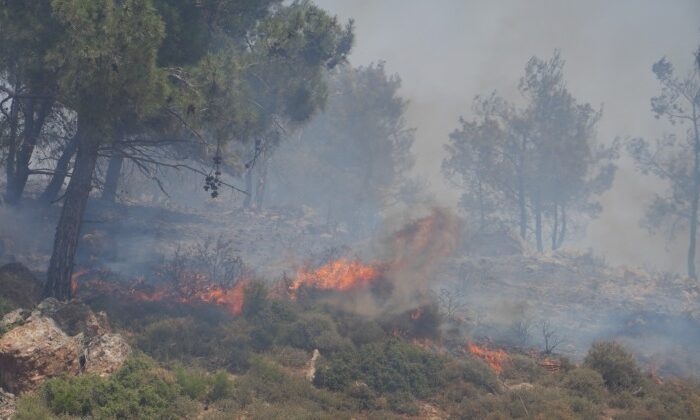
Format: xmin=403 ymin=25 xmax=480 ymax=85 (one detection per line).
xmin=290 ymin=258 xmax=380 ymax=296
xmin=183 ymin=281 xmax=246 ymax=315
xmin=71 ymin=269 xmax=89 ymax=295
xmin=72 ymin=271 xmax=246 ymax=316
xmin=467 ymin=341 xmax=509 ymax=374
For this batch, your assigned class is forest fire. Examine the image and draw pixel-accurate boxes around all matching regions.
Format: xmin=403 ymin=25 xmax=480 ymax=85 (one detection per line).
xmin=72 ymin=271 xmax=247 ymax=315
xmin=290 ymin=258 xmax=381 ymax=296
xmin=467 ymin=341 xmax=509 ymax=374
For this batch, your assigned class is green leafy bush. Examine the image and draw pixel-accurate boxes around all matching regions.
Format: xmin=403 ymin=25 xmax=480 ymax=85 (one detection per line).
xmin=314 ymin=338 xmax=445 ymax=399
xmin=562 ymin=367 xmax=606 ymax=403
xmin=0 ymin=297 xmax=15 ymax=317
xmin=137 ymin=316 xmax=251 ymax=372
xmin=584 ymin=341 xmax=642 ymax=392
xmin=22 ymin=355 xmax=185 ymax=419
xmin=281 ymin=313 xmax=352 ymax=353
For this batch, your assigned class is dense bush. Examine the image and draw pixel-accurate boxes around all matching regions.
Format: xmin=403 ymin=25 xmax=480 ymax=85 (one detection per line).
xmin=0 ymin=296 xmax=15 ymax=317
xmin=584 ymin=341 xmax=642 ymax=392
xmin=444 ymin=357 xmax=501 ymax=392
xmin=281 ymin=313 xmax=353 ymax=353
xmin=174 ymin=366 xmax=235 ymax=402
xmin=563 ymin=367 xmax=606 ymax=403
xmin=19 ymin=355 xmax=190 ymax=419
xmin=137 ymin=316 xmax=251 ymax=372
xmin=314 ymin=338 xmax=445 ymax=399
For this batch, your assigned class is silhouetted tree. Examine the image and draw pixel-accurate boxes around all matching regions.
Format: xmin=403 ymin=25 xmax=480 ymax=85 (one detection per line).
xmin=627 ymin=48 xmax=700 ymax=279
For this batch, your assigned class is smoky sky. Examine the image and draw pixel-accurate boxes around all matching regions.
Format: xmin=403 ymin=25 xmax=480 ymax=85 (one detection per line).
xmin=315 ymin=0 xmax=700 ymax=272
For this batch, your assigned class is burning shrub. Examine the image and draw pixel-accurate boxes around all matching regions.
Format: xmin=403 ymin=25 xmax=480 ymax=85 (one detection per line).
xmin=161 ymin=235 xmax=249 ymax=291
xmin=584 ymin=341 xmax=643 ymax=392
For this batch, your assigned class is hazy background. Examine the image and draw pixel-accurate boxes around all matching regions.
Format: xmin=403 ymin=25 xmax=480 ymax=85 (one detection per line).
xmin=314 ymin=0 xmax=700 ymax=272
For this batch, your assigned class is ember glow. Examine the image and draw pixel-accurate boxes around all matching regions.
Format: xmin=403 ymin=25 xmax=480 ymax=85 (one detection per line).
xmin=467 ymin=341 xmax=509 ymax=374
xmin=290 ymin=258 xmax=381 ymax=296
xmin=72 ymin=271 xmax=247 ymax=316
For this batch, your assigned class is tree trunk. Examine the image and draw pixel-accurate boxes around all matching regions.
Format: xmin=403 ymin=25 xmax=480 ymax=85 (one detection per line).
xmin=517 ymin=141 xmax=528 ymax=240
xmin=39 ymin=135 xmax=78 ymax=205
xmin=44 ymin=124 xmax=100 ymax=300
xmin=551 ymin=203 xmax=558 ymax=250
xmin=101 ymin=153 xmax=124 ymax=203
xmin=243 ymin=138 xmax=260 ymax=209
xmin=477 ymin=178 xmax=485 ymax=232
xmin=255 ymin=161 xmax=267 ymax=210
xmin=4 ymin=92 xmax=20 ymax=197
xmin=534 ymin=191 xmax=543 ymax=253
xmin=6 ymin=98 xmax=52 ymax=204
xmin=556 ymin=205 xmax=567 ymax=249
xmin=688 ymin=105 xmax=700 ymax=279
xmin=243 ymin=167 xmax=254 ymax=209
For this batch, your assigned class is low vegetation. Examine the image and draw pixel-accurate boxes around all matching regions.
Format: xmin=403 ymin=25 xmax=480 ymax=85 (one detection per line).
xmin=12 ymin=285 xmax=700 ymax=419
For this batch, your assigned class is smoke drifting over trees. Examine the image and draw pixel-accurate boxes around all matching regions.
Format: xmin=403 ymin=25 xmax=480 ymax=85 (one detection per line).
xmin=1 ymin=1 xmax=700 ymax=418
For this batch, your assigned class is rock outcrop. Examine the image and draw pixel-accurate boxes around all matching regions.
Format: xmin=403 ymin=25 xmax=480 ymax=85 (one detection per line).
xmin=0 ymin=298 xmax=130 ymax=394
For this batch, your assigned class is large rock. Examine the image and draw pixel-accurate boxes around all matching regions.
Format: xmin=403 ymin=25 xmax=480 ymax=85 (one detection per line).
xmin=0 ymin=263 xmax=42 ymax=308
xmin=0 ymin=299 xmax=130 ymax=394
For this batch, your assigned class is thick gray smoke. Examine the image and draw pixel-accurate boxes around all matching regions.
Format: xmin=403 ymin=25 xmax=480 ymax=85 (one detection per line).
xmin=315 ymin=0 xmax=700 ymax=273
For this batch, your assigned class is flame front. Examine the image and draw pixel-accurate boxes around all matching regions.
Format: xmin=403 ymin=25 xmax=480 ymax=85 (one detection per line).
xmin=291 ymin=258 xmax=380 ymax=295
xmin=73 ymin=271 xmax=246 ymax=316
xmin=467 ymin=341 xmax=509 ymax=374
xmin=184 ymin=281 xmax=246 ymax=315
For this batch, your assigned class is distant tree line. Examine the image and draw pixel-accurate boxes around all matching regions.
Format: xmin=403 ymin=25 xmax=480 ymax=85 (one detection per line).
xmin=443 ymin=51 xmax=618 ymax=252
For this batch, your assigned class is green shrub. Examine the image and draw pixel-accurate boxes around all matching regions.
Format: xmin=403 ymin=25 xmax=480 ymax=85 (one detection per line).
xmin=209 ymin=371 xmax=236 ymax=401
xmin=270 ymin=346 xmax=310 ymax=369
xmin=13 ymin=394 xmax=56 ymax=420
xmin=282 ymin=313 xmax=352 ymax=353
xmin=501 ymin=355 xmax=545 ymax=384
xmin=175 ymin=366 xmax=209 ymax=400
xmin=0 ymin=297 xmax=15 ymax=317
xmin=25 ymin=355 xmax=185 ymax=419
xmin=137 ymin=316 xmax=251 ymax=372
xmin=451 ymin=357 xmax=501 ymax=392
xmin=562 ymin=367 xmax=606 ymax=403
xmin=584 ymin=341 xmax=642 ymax=392
xmin=314 ymin=338 xmax=445 ymax=400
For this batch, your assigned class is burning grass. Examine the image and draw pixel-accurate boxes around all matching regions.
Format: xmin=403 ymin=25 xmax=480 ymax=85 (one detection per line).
xmin=467 ymin=340 xmax=510 ymax=374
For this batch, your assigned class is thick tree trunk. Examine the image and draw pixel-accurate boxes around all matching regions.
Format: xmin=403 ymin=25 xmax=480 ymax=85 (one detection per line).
xmin=39 ymin=135 xmax=78 ymax=205
xmin=44 ymin=125 xmax=100 ymax=300
xmin=688 ymin=106 xmax=700 ymax=279
xmin=101 ymin=153 xmax=124 ymax=203
xmin=5 ymin=98 xmax=52 ymax=204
